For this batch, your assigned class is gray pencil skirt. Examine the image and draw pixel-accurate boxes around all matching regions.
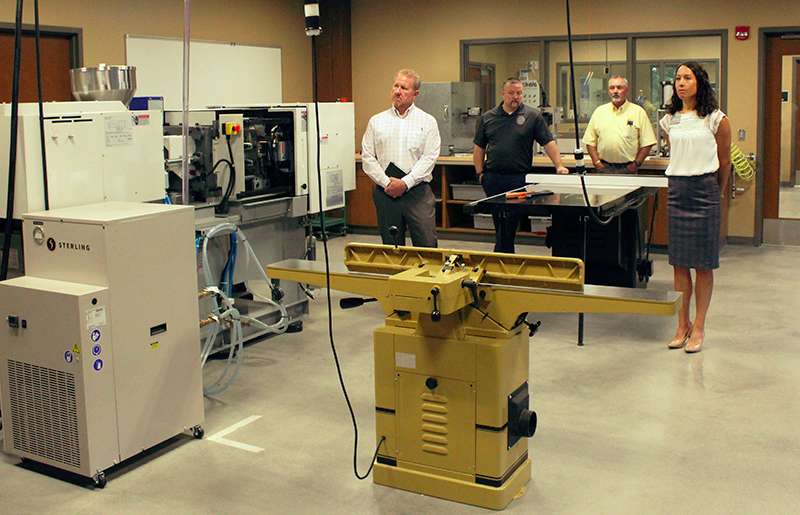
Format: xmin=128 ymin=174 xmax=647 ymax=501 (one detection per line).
xmin=667 ymin=173 xmax=720 ymax=270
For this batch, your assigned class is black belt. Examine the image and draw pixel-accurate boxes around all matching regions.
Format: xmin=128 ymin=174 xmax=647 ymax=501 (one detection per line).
xmin=600 ymin=159 xmax=633 ymax=166
xmin=670 ymin=171 xmax=718 ymax=180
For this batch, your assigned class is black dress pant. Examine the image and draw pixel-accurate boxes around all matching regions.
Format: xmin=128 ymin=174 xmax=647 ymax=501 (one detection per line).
xmin=481 ymin=173 xmax=527 ymax=253
xmin=372 ymin=183 xmax=437 ymax=247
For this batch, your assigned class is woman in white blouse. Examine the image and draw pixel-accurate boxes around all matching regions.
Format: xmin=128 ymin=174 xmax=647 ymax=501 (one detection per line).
xmin=659 ymin=62 xmax=731 ymax=353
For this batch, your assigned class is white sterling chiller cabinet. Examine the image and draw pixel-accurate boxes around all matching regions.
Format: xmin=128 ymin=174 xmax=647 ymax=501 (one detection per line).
xmin=0 ymin=202 xmax=204 ymax=487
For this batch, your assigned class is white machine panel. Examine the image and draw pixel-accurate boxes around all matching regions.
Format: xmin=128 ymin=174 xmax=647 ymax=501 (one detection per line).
xmin=271 ymin=102 xmax=355 ymax=213
xmin=33 ymin=115 xmax=105 ymax=209
xmin=165 ymin=103 xmax=355 ymax=213
xmin=309 ymin=102 xmax=356 ymax=213
xmin=0 ymin=102 xmax=166 ymax=218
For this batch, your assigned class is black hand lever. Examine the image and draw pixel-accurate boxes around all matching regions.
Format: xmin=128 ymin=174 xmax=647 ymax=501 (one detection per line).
xmin=339 ymin=297 xmax=378 ymax=309
xmin=636 ymin=258 xmax=653 ymax=283
xmin=461 ymin=279 xmax=480 ymax=308
xmin=388 ymin=225 xmax=401 ymax=249
xmin=430 ymin=287 xmax=441 ymax=322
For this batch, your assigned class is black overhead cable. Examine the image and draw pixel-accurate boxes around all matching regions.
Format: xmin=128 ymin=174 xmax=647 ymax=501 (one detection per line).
xmin=1 ymin=0 xmax=26 ymax=281
xmin=565 ymin=0 xmax=614 ymax=226
xmin=35 ymin=0 xmax=51 ymax=211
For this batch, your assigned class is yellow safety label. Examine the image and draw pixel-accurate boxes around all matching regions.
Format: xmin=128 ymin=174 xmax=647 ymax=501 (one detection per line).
xmin=72 ymin=344 xmax=81 ymax=355
xmin=150 ymin=342 xmax=160 ymax=350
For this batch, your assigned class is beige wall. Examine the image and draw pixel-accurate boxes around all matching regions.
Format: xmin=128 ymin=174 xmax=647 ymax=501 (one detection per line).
xmin=0 ymin=0 xmax=312 ymax=102
xmin=352 ymin=0 xmax=800 ymax=238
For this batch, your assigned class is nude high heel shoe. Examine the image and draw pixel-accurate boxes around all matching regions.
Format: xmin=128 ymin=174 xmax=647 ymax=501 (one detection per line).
xmin=684 ymin=332 xmax=704 ymax=353
xmin=667 ymin=327 xmax=691 ymax=349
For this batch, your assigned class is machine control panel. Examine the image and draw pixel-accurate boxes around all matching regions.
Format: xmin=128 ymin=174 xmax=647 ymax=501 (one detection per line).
xmin=222 ymin=122 xmax=241 ymax=136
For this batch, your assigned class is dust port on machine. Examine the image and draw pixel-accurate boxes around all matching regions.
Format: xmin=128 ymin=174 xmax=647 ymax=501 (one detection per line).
xmin=508 ymin=382 xmax=537 ymax=448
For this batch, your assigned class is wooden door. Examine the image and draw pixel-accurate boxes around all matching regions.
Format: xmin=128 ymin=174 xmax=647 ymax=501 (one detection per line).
xmin=764 ymin=36 xmax=800 ymax=219
xmin=0 ymin=32 xmax=74 ymax=102
xmin=795 ymin=59 xmax=800 ymax=186
xmin=315 ymin=0 xmax=351 ymax=102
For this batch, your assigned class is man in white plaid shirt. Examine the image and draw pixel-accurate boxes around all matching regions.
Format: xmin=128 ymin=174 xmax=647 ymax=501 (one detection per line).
xmin=361 ymin=69 xmax=441 ymax=247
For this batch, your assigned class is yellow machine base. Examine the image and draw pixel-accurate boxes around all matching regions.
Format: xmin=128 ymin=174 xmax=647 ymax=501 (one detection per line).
xmin=373 ymin=459 xmax=532 ymax=511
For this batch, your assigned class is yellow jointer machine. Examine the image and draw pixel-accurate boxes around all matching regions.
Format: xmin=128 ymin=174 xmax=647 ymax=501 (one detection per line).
xmin=268 ymin=243 xmax=679 ymax=510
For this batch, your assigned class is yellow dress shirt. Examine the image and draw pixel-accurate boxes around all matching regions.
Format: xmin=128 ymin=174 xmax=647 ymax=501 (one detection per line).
xmin=582 ymin=101 xmax=656 ymax=163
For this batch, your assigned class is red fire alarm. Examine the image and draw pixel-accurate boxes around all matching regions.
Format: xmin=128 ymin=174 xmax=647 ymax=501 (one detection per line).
xmin=735 ymin=26 xmax=750 ymax=41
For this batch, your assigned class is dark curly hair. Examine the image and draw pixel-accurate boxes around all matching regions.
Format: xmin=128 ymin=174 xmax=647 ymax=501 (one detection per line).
xmin=668 ymin=61 xmax=718 ymax=117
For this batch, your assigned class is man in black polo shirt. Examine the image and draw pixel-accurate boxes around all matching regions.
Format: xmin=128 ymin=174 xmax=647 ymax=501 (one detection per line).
xmin=473 ymin=77 xmax=569 ymax=253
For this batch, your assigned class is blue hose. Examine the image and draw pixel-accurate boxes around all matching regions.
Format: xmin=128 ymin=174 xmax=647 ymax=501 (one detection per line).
xmin=227 ymin=232 xmax=237 ymax=296
xmin=219 ymin=232 xmax=238 ymax=297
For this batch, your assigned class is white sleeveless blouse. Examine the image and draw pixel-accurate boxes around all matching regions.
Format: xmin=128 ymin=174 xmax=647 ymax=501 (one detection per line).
xmin=659 ymin=109 xmax=726 ymax=177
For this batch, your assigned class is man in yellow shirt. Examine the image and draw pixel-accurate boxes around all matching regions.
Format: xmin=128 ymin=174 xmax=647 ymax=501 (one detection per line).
xmin=583 ymin=76 xmax=656 ymax=173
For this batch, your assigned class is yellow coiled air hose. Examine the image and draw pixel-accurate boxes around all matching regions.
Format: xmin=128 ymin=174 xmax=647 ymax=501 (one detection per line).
xmin=731 ymin=144 xmax=755 ymax=181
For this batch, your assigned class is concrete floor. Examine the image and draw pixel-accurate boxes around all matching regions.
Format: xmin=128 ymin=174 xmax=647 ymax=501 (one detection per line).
xmin=2 ymin=234 xmax=799 ymax=514
xmin=779 ymin=185 xmax=800 ymax=219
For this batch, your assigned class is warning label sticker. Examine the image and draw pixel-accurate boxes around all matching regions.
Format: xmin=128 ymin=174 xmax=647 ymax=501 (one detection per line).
xmin=105 ymin=115 xmax=134 ymax=146
xmin=86 ymin=307 xmax=107 ymax=327
xmin=395 ymin=352 xmax=416 ymax=369
xmin=325 ymin=168 xmax=344 ymax=208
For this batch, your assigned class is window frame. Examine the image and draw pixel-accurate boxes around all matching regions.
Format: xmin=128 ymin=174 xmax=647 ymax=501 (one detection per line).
xmin=460 ymin=29 xmax=728 ymax=117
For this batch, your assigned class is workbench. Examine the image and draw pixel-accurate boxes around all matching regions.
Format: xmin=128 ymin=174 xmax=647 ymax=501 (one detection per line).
xmin=348 ymin=154 xmax=672 ymax=244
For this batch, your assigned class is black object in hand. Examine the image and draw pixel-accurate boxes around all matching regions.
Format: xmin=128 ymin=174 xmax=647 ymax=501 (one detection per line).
xmin=385 ymin=162 xmax=406 ymax=179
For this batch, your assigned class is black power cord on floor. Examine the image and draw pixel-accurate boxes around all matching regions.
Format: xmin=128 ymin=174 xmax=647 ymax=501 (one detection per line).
xmin=305 ymin=3 xmax=384 ymax=480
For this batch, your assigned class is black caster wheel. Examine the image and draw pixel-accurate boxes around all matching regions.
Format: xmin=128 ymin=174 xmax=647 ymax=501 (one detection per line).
xmin=192 ymin=425 xmax=205 ymax=439
xmin=93 ymin=472 xmax=107 ymax=489
xmin=286 ymin=320 xmax=303 ymax=333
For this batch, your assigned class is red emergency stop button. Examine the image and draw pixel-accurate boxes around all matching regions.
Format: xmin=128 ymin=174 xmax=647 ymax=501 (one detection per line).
xmin=223 ymin=122 xmax=241 ymax=135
